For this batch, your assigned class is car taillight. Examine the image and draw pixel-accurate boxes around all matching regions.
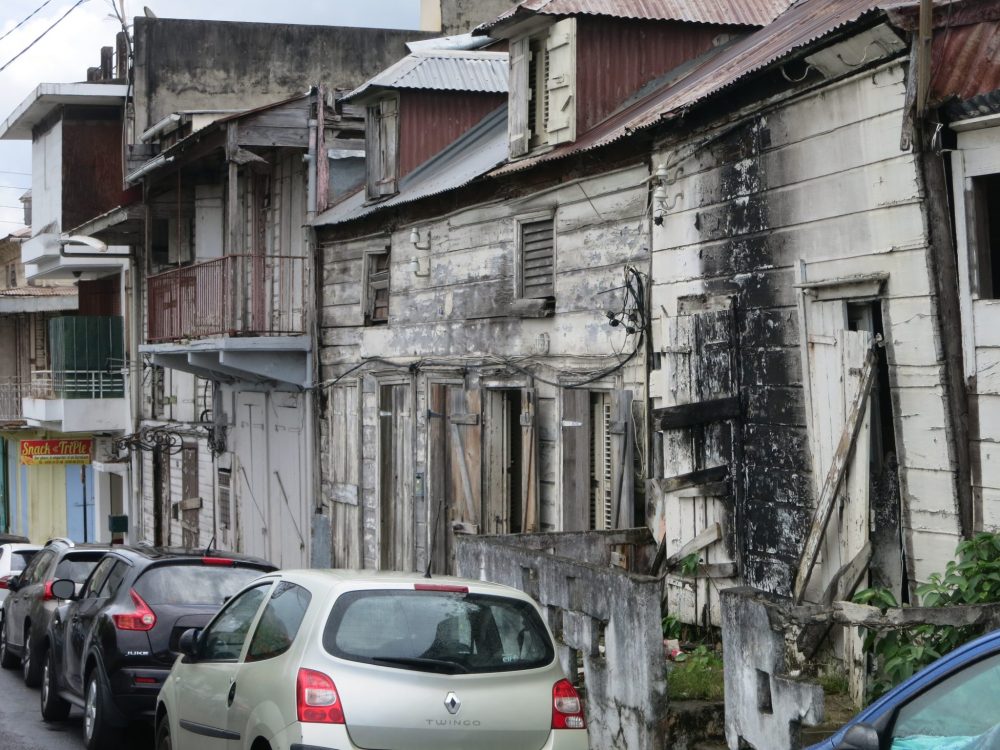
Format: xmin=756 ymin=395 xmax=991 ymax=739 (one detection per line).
xmin=42 ymin=580 xmax=55 ymax=601
xmin=296 ymin=668 xmax=345 ymax=724
xmin=112 ymin=589 xmax=157 ymax=631
xmin=0 ymin=575 xmax=11 ymax=590
xmin=552 ymin=679 xmax=586 ymax=730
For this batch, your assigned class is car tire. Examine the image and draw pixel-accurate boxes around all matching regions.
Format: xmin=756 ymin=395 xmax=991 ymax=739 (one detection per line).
xmin=21 ymin=627 xmax=42 ymax=687
xmin=155 ymin=715 xmax=172 ymax=750
xmin=40 ymin=648 xmax=70 ymax=721
xmin=83 ymin=670 xmax=121 ymax=750
xmin=0 ymin=619 xmax=17 ymax=670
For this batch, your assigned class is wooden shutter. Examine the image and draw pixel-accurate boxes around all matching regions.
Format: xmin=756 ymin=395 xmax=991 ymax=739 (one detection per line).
xmin=544 ymin=18 xmax=577 ymax=145
xmin=521 ymin=389 xmax=540 ymax=533
xmin=377 ymin=97 xmax=399 ymax=196
xmin=508 ymin=37 xmax=531 ymax=158
xmin=609 ymin=390 xmax=634 ymax=529
xmin=366 ymin=251 xmax=390 ymax=324
xmin=330 ymin=382 xmax=362 ymax=568
xmin=561 ymin=389 xmax=591 ymax=532
xmin=520 ymin=217 xmax=555 ymax=298
xmin=448 ymin=386 xmax=482 ymax=536
xmin=365 ymin=103 xmax=380 ymax=200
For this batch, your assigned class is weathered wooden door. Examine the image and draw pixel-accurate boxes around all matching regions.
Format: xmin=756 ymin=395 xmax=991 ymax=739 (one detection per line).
xmin=483 ymin=389 xmax=539 ymax=535
xmin=328 ymin=382 xmax=362 ymax=568
xmin=652 ymin=301 xmax=739 ymax=627
xmin=378 ymin=383 xmax=414 ymax=571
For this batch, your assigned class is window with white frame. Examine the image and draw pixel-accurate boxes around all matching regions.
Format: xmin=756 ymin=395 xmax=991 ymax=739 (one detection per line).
xmin=967 ymin=173 xmax=1000 ymax=299
xmin=518 ymin=215 xmax=555 ymax=299
xmin=365 ymin=96 xmax=399 ymax=201
xmin=508 ymin=18 xmax=577 ymax=158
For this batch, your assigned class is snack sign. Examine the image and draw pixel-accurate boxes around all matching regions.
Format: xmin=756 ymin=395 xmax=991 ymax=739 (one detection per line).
xmin=20 ymin=439 xmax=92 ymax=465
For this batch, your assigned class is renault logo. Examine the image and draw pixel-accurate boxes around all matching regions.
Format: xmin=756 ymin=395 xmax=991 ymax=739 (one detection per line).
xmin=444 ymin=692 xmax=461 ymax=715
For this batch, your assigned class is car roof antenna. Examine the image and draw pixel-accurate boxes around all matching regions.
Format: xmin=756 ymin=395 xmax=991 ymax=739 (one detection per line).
xmin=204 ymin=535 xmax=216 ymax=556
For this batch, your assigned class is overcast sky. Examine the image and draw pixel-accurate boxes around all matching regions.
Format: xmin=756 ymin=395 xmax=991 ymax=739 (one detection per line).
xmin=0 ymin=0 xmax=423 ymax=230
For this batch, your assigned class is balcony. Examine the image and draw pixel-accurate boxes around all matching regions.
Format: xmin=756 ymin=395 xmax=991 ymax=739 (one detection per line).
xmin=147 ymin=254 xmax=307 ymax=342
xmin=21 ymin=316 xmax=129 ymax=433
xmin=0 ymin=378 xmax=25 ymax=423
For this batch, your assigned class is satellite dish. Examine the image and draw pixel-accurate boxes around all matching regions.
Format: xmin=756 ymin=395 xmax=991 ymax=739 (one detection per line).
xmin=144 ymin=6 xmax=157 ymax=18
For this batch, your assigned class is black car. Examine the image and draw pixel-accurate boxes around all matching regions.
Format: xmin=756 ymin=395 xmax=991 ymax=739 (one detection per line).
xmin=40 ymin=546 xmax=275 ymax=750
xmin=0 ymin=538 xmax=111 ymax=687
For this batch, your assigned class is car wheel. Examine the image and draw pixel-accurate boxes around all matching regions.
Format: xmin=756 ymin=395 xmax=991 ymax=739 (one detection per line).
xmin=0 ymin=619 xmax=17 ymax=670
xmin=155 ymin=715 xmax=172 ymax=750
xmin=40 ymin=648 xmax=70 ymax=721
xmin=83 ymin=670 xmax=121 ymax=750
xmin=21 ymin=628 xmax=43 ymax=687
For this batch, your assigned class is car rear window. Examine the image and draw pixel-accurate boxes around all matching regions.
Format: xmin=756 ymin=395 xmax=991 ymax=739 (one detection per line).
xmin=54 ymin=553 xmax=106 ymax=583
xmin=323 ymin=589 xmax=555 ymax=674
xmin=135 ymin=565 xmax=264 ymax=606
xmin=10 ymin=551 xmax=37 ymax=572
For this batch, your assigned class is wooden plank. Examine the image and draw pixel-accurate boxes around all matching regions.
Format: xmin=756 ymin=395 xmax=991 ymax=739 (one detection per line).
xmin=561 ymin=389 xmax=591 ymax=532
xmin=652 ymin=465 xmax=728 ymax=494
xmin=654 ymin=396 xmax=740 ymax=430
xmin=675 ymin=481 xmax=728 ymax=499
xmin=793 ymin=345 xmax=879 ymax=603
xmin=680 ymin=562 xmax=738 ymax=579
xmin=797 ymin=541 xmax=874 ymax=659
xmin=660 ymin=522 xmax=722 ymax=575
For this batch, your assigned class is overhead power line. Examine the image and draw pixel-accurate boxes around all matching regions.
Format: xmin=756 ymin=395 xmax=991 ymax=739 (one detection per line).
xmin=0 ymin=0 xmax=55 ymax=46
xmin=0 ymin=0 xmax=91 ymax=74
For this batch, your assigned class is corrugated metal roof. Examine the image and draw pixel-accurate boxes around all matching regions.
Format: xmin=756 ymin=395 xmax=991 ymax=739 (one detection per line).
xmin=931 ymin=19 xmax=1000 ymax=108
xmin=491 ymin=0 xmax=888 ymax=176
xmin=314 ymin=106 xmax=508 ymax=227
xmin=344 ymin=51 xmax=509 ymax=103
xmin=476 ymin=0 xmax=795 ymax=33
xmin=0 ymin=286 xmax=76 ymax=297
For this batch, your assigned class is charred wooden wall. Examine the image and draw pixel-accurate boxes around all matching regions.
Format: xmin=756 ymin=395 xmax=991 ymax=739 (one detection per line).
xmin=651 ymin=60 xmax=962 ymax=611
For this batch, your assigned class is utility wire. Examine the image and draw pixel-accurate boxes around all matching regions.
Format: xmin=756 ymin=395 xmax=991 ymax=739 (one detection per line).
xmin=0 ymin=0 xmax=54 ymax=46
xmin=0 ymin=170 xmax=30 ymax=177
xmin=0 ymin=0 xmax=90 ymax=74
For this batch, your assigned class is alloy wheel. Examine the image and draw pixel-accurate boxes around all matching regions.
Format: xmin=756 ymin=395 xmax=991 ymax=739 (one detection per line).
xmin=84 ymin=676 xmax=97 ymax=743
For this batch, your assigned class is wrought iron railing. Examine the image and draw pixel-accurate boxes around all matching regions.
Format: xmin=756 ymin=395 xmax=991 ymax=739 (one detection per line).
xmin=146 ymin=254 xmax=307 ymax=343
xmin=30 ymin=370 xmax=125 ymax=399
xmin=0 ymin=378 xmax=25 ymax=420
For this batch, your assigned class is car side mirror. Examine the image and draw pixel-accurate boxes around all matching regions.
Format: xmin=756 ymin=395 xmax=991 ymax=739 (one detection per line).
xmin=178 ymin=628 xmax=201 ymax=661
xmin=835 ymin=723 xmax=881 ymax=750
xmin=6 ymin=575 xmax=20 ymax=592
xmin=50 ymin=579 xmax=76 ymax=601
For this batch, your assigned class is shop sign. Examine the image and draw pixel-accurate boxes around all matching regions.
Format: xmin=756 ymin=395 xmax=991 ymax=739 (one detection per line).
xmin=20 ymin=439 xmax=93 ymax=465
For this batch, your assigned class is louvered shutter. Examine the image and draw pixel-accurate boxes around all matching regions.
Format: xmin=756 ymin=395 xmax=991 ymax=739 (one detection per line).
xmin=377 ymin=97 xmax=399 ymax=196
xmin=520 ymin=217 xmax=554 ymax=298
xmin=545 ymin=18 xmax=576 ymax=145
xmin=508 ymin=36 xmax=531 ymax=157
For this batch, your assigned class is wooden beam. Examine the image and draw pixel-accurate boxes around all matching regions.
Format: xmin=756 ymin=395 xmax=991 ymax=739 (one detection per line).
xmin=793 ymin=346 xmax=879 ymax=604
xmin=654 ymin=396 xmax=740 ymax=430
xmin=651 ymin=465 xmax=729 ymax=495
xmin=681 ymin=562 xmax=737 ymax=579
xmin=660 ymin=522 xmax=722 ymax=576
xmin=798 ymin=541 xmax=873 ymax=658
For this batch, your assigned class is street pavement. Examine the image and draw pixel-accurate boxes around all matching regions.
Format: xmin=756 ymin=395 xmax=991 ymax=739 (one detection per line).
xmin=0 ymin=663 xmax=151 ymax=750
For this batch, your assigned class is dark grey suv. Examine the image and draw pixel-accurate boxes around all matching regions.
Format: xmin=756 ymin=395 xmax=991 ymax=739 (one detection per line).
xmin=0 ymin=538 xmax=110 ymax=686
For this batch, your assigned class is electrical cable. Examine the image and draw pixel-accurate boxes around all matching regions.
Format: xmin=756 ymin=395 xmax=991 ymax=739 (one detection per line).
xmin=0 ymin=0 xmax=54 ymax=46
xmin=0 ymin=0 xmax=91 ymax=74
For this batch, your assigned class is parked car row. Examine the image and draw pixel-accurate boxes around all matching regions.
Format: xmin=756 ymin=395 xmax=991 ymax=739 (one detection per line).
xmin=0 ymin=538 xmax=590 ymax=750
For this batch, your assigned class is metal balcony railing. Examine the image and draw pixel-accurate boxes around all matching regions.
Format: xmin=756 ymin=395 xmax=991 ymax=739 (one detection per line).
xmin=30 ymin=370 xmax=125 ymax=399
xmin=146 ymin=254 xmax=307 ymax=343
xmin=0 ymin=378 xmax=25 ymax=420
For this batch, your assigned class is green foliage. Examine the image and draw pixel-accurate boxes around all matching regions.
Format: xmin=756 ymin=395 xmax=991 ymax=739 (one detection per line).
xmin=662 ymin=614 xmax=683 ymax=640
xmin=854 ymin=532 xmax=1000 ymax=700
xmin=668 ymin=645 xmax=725 ymax=701
xmin=680 ymin=552 xmax=701 ymax=577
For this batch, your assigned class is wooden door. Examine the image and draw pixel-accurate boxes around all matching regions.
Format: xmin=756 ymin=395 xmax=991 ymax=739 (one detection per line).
xmin=329 ymin=382 xmax=362 ymax=568
xmin=379 ymin=383 xmax=414 ymax=571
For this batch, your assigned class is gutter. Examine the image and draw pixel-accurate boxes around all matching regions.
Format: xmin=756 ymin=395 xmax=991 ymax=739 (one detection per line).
xmin=125 ymin=153 xmax=175 ymax=185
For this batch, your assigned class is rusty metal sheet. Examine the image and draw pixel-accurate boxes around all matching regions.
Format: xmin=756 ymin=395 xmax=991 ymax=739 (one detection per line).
xmin=477 ymin=0 xmax=795 ymax=32
xmin=344 ymin=51 xmax=508 ymax=104
xmin=491 ymin=0 xmax=888 ymax=176
xmin=930 ymin=19 xmax=1000 ymax=107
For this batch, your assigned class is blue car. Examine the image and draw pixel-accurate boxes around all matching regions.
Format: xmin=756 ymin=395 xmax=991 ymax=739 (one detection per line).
xmin=806 ymin=629 xmax=1000 ymax=749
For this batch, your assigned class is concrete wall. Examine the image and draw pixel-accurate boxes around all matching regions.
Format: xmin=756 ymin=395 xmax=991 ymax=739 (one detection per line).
xmin=132 ymin=18 xmax=438 ymax=135
xmin=439 ymin=0 xmax=520 ymax=34
xmin=455 ymin=530 xmax=669 ymax=750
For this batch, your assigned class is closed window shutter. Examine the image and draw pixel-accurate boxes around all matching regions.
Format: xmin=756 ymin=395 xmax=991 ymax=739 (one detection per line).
xmin=520 ymin=217 xmax=555 ymax=298
xmin=365 ymin=104 xmax=380 ymax=200
xmin=377 ymin=97 xmax=399 ymax=196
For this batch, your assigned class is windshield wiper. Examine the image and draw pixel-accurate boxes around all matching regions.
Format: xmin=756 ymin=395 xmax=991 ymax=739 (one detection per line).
xmin=371 ymin=656 xmax=469 ymax=674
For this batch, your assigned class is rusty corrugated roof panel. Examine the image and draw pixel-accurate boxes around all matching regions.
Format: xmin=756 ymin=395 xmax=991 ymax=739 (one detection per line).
xmin=343 ymin=51 xmax=509 ymax=103
xmin=491 ymin=0 xmax=887 ymax=176
xmin=0 ymin=286 xmax=76 ymax=297
xmin=476 ymin=0 xmax=795 ymax=33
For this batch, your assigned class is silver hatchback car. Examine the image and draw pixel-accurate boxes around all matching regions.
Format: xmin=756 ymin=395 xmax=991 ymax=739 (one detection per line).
xmin=155 ymin=570 xmax=589 ymax=750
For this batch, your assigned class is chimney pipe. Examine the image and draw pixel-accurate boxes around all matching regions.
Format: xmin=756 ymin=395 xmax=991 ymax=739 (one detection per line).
xmin=101 ymin=46 xmax=114 ymax=80
xmin=116 ymin=32 xmax=128 ymax=79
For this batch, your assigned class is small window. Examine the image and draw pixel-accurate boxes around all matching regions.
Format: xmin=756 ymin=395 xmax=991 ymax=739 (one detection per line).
xmin=365 ymin=249 xmax=390 ymax=325
xmin=10 ymin=550 xmax=37 ymax=573
xmin=970 ymin=174 xmax=1000 ymax=299
xmin=135 ymin=565 xmax=263 ymax=606
xmin=519 ymin=217 xmax=555 ymax=299
xmin=508 ymin=19 xmax=577 ymax=158
xmin=246 ymin=581 xmax=312 ymax=662
xmin=218 ymin=468 xmax=231 ymax=530
xmin=53 ymin=553 xmax=105 ymax=584
xmin=99 ymin=561 xmax=129 ymax=599
xmin=80 ymin=556 xmax=116 ymax=599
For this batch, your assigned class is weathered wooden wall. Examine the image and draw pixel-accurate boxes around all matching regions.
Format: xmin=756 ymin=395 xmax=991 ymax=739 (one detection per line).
xmin=650 ymin=60 xmax=961 ymax=622
xmin=318 ymin=163 xmax=650 ymax=571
